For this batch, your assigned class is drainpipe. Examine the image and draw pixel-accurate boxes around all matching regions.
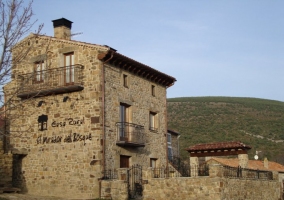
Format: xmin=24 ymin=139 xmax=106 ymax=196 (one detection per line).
xmin=99 ymin=51 xmax=113 ymax=198
xmin=165 ymin=89 xmax=168 ymax=169
xmin=101 ymin=51 xmax=114 ymax=171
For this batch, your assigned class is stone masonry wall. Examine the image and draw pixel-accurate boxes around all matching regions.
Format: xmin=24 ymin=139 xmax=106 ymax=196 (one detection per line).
xmin=3 ymin=35 xmax=109 ymax=199
xmin=142 ymin=164 xmax=282 ymax=200
xmin=101 ymin=165 xmax=282 ymax=200
xmin=100 ymin=180 xmax=128 ymax=200
xmin=221 ymin=178 xmax=282 ymax=200
xmin=142 ymin=177 xmax=281 ymax=200
xmin=104 ymin=64 xmax=168 ymax=169
xmin=0 ymin=140 xmax=13 ymax=187
xmin=143 ymin=177 xmax=222 ymax=200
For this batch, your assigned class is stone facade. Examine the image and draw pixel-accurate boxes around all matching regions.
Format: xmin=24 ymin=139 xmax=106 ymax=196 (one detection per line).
xmin=104 ymin=64 xmax=168 ymax=169
xmin=0 ymin=140 xmax=13 ymax=188
xmin=2 ymin=18 xmax=175 ymax=199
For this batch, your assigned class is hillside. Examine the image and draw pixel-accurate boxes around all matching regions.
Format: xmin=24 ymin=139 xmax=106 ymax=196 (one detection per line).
xmin=167 ymin=97 xmax=284 ymax=164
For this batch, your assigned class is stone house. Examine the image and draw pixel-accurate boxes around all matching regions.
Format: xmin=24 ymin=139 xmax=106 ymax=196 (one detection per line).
xmin=2 ymin=18 xmax=176 ymax=199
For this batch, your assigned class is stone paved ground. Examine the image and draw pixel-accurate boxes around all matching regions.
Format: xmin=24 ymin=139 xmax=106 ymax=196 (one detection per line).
xmin=0 ymin=193 xmax=65 ymax=200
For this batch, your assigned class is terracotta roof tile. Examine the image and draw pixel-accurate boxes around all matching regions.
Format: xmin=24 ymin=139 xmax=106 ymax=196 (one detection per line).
xmin=186 ymin=141 xmax=251 ymax=151
xmin=208 ymin=157 xmax=284 ymax=172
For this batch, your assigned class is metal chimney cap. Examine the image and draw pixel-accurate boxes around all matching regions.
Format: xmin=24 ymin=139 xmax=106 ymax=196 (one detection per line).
xmin=52 ymin=18 xmax=73 ymax=29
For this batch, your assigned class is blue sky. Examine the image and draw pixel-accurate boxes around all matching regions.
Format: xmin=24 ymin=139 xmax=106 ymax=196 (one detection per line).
xmin=32 ymin=0 xmax=284 ymax=102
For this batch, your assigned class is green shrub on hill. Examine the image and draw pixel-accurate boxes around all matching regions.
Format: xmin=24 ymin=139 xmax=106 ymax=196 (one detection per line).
xmin=167 ymin=97 xmax=284 ymax=164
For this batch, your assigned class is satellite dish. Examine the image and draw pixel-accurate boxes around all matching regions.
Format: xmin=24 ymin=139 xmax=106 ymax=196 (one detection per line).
xmin=254 ymin=155 xmax=258 ymax=160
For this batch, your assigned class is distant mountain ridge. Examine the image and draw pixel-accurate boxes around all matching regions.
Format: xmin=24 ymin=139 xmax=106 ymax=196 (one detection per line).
xmin=167 ymin=97 xmax=284 ymax=164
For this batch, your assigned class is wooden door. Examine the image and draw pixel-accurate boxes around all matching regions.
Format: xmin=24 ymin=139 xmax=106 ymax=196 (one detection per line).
xmin=120 ymin=155 xmax=130 ymax=168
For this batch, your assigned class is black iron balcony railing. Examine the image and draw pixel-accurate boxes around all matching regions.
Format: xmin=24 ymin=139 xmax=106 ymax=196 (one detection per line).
xmin=17 ymin=65 xmax=84 ymax=99
xmin=116 ymin=122 xmax=145 ymax=147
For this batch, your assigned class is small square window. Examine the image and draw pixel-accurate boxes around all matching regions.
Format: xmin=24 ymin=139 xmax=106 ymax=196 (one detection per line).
xmin=123 ymin=74 xmax=128 ymax=88
xmin=151 ymin=85 xmax=155 ymax=96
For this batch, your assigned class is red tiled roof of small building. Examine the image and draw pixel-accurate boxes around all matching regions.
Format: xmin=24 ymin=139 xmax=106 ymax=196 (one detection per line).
xmin=186 ymin=141 xmax=251 ymax=151
xmin=207 ymin=157 xmax=284 ymax=172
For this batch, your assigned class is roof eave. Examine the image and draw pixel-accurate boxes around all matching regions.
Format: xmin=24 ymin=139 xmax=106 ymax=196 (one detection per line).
xmin=98 ymin=50 xmax=176 ymax=87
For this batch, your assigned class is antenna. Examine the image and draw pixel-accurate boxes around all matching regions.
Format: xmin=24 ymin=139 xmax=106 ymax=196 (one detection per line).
xmin=70 ymin=32 xmax=83 ymax=38
xmin=254 ymin=150 xmax=262 ymax=160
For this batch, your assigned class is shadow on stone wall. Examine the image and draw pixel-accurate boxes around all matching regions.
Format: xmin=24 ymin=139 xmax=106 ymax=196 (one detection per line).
xmin=12 ymin=154 xmax=28 ymax=193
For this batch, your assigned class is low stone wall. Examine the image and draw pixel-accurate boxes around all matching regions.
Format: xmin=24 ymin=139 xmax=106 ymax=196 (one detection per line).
xmin=100 ymin=180 xmax=128 ymax=200
xmin=101 ymin=165 xmax=282 ymax=200
xmin=143 ymin=177 xmax=221 ymax=200
xmin=221 ymin=178 xmax=281 ymax=200
xmin=142 ymin=177 xmax=281 ymax=200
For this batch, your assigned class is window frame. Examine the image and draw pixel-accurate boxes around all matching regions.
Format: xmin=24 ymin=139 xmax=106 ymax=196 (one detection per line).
xmin=34 ymin=61 xmax=45 ymax=83
xmin=150 ymin=158 xmax=157 ymax=168
xmin=64 ymin=52 xmax=74 ymax=85
xmin=120 ymin=103 xmax=130 ymax=123
xmin=149 ymin=111 xmax=157 ymax=132
xmin=123 ymin=74 xmax=128 ymax=88
xmin=119 ymin=103 xmax=131 ymax=140
xmin=151 ymin=85 xmax=155 ymax=96
xmin=120 ymin=155 xmax=130 ymax=168
xmin=167 ymin=133 xmax=172 ymax=144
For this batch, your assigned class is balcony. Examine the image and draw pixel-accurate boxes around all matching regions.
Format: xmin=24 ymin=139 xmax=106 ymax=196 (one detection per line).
xmin=17 ymin=65 xmax=84 ymax=99
xmin=116 ymin=122 xmax=145 ymax=147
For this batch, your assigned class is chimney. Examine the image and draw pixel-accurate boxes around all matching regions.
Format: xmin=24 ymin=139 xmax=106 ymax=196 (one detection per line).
xmin=52 ymin=18 xmax=73 ymax=40
xmin=264 ymin=157 xmax=269 ymax=169
xmin=238 ymin=153 xmax=248 ymax=168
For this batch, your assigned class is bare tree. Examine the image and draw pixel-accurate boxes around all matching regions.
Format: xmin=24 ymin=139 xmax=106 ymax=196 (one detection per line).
xmin=0 ymin=0 xmax=43 ymax=143
xmin=0 ymin=0 xmax=42 ymax=87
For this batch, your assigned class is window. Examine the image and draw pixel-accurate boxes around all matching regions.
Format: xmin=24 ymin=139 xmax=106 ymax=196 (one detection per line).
xmin=120 ymin=103 xmax=130 ymax=123
xmin=120 ymin=155 xmax=130 ymax=168
xmin=34 ymin=61 xmax=45 ymax=82
xmin=150 ymin=158 xmax=157 ymax=168
xmin=38 ymin=114 xmax=48 ymax=131
xmin=123 ymin=74 xmax=128 ymax=88
xmin=167 ymin=133 xmax=172 ymax=144
xmin=64 ymin=53 xmax=74 ymax=85
xmin=149 ymin=112 xmax=157 ymax=131
xmin=119 ymin=103 xmax=130 ymax=140
xmin=151 ymin=85 xmax=155 ymax=96
xmin=168 ymin=146 xmax=173 ymax=161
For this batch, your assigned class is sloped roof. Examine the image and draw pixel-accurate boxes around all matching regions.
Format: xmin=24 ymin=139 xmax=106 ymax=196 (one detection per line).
xmin=186 ymin=141 xmax=251 ymax=151
xmin=168 ymin=129 xmax=180 ymax=135
xmin=98 ymin=50 xmax=176 ymax=87
xmin=186 ymin=141 xmax=252 ymax=157
xmin=208 ymin=157 xmax=284 ymax=172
